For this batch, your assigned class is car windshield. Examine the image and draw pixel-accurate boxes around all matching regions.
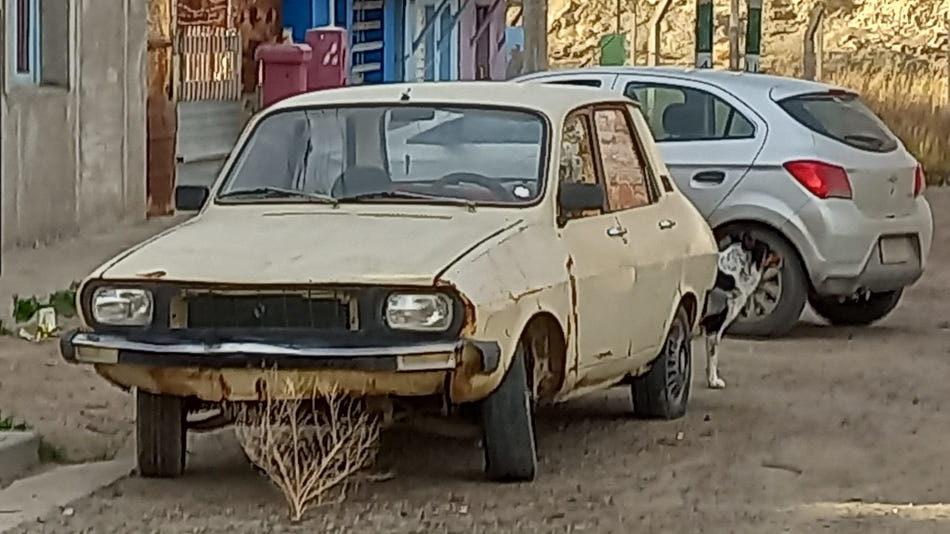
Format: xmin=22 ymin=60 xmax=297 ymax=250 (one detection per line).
xmin=216 ymin=105 xmax=546 ymax=205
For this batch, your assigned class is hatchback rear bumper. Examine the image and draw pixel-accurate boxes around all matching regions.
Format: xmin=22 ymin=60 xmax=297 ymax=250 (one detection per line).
xmin=781 ymin=195 xmax=933 ymax=296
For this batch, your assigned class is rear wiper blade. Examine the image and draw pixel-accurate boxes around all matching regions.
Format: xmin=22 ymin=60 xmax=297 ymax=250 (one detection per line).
xmin=340 ymin=190 xmax=476 ymax=210
xmin=218 ymin=186 xmax=338 ymax=204
xmin=844 ymin=134 xmax=886 ymax=148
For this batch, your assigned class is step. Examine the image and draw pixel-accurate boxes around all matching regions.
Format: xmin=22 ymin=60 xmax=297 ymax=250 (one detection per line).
xmin=352 ymin=20 xmax=382 ymax=32
xmin=351 ymin=41 xmax=384 ymax=54
xmin=0 ymin=432 xmax=40 ymax=489
xmin=353 ymin=1 xmax=384 ymax=10
xmin=351 ymin=62 xmax=382 ymax=74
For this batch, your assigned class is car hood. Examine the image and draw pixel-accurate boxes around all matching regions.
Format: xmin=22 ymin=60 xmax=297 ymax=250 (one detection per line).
xmin=96 ymin=208 xmax=524 ymax=286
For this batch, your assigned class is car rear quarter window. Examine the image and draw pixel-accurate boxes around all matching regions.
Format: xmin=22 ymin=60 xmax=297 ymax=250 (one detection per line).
xmin=545 ymin=79 xmax=602 ymax=88
xmin=623 ymin=82 xmax=755 ymax=141
xmin=777 ymin=92 xmax=898 ymax=153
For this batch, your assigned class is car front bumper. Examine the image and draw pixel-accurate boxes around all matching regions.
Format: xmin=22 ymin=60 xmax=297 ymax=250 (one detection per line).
xmin=59 ymin=329 xmax=503 ymax=402
xmin=781 ymin=195 xmax=934 ymax=296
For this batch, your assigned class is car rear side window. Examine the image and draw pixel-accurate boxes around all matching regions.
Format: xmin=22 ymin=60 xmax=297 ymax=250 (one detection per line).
xmin=777 ymin=92 xmax=898 ymax=153
xmin=623 ymin=83 xmax=755 ymax=141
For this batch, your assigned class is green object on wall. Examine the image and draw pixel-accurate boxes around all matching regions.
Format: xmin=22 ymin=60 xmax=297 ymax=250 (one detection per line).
xmin=599 ymin=33 xmax=626 ymax=66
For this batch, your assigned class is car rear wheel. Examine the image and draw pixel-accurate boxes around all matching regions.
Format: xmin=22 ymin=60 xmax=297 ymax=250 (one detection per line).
xmin=480 ymin=343 xmax=537 ymax=482
xmin=809 ymin=289 xmax=903 ymax=326
xmin=716 ymin=225 xmax=807 ymax=337
xmin=136 ymin=389 xmax=187 ymax=478
xmin=631 ymin=305 xmax=692 ymax=419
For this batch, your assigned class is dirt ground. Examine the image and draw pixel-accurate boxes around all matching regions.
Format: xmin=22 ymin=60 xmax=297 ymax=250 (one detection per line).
xmin=4 ymin=190 xmax=950 ymax=533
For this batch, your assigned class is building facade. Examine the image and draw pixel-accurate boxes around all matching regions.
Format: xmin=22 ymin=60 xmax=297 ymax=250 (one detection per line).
xmin=282 ymin=0 xmax=507 ymax=85
xmin=0 ymin=0 xmax=147 ymax=250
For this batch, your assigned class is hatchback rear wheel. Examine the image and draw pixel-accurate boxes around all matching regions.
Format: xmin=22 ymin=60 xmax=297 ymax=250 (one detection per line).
xmin=716 ymin=225 xmax=807 ymax=337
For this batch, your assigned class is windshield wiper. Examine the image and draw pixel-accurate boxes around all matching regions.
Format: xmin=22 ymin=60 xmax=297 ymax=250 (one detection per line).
xmin=218 ymin=186 xmax=338 ymax=204
xmin=844 ymin=134 xmax=886 ymax=149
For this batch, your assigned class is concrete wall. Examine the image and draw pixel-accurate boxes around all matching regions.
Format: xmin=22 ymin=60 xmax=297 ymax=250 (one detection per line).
xmin=0 ymin=0 xmax=146 ymax=250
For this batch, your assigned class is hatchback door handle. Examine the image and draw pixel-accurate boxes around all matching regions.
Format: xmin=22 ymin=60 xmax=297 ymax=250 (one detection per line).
xmin=658 ymin=219 xmax=676 ymax=230
xmin=606 ymin=226 xmax=628 ymax=238
xmin=692 ymin=171 xmax=725 ymax=184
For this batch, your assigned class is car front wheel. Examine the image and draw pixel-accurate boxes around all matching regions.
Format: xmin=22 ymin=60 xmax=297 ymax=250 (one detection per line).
xmin=809 ymin=289 xmax=903 ymax=326
xmin=480 ymin=343 xmax=538 ymax=482
xmin=631 ymin=305 xmax=692 ymax=419
xmin=136 ymin=389 xmax=187 ymax=478
xmin=717 ymin=225 xmax=808 ymax=338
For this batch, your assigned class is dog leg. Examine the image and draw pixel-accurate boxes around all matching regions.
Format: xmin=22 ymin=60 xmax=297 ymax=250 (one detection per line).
xmin=705 ymin=331 xmax=726 ymax=389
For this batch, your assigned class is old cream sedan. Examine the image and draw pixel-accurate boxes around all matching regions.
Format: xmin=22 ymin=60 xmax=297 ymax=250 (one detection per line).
xmin=60 ymin=82 xmax=718 ymax=482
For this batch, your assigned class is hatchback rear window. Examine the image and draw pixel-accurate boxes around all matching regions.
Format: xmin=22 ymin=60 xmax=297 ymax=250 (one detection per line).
xmin=777 ymin=92 xmax=898 ymax=153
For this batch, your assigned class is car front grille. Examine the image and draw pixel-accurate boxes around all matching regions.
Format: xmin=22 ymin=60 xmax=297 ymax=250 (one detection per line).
xmin=185 ymin=292 xmax=352 ymax=330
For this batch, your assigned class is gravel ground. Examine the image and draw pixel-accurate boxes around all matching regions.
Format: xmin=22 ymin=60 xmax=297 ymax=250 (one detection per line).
xmin=5 ymin=190 xmax=950 ymax=533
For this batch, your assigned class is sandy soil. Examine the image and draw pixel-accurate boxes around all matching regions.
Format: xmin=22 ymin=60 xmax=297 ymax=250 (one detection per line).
xmin=4 ymin=191 xmax=950 ymax=533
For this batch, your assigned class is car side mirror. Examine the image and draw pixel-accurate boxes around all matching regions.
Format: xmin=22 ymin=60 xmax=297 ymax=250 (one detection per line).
xmin=558 ymin=182 xmax=605 ymax=213
xmin=175 ymin=185 xmax=209 ymax=212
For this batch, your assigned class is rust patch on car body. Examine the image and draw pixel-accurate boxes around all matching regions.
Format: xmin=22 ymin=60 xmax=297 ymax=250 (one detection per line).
xmin=137 ymin=270 xmax=167 ymax=279
xmin=566 ymin=255 xmax=580 ymax=375
xmin=97 ymin=364 xmax=449 ymax=402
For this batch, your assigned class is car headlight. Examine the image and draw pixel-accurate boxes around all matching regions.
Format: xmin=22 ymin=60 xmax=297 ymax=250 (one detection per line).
xmin=91 ymin=287 xmax=154 ymax=326
xmin=385 ymin=293 xmax=453 ymax=332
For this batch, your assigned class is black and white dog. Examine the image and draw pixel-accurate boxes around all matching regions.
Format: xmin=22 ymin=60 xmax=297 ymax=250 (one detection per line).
xmin=700 ymin=233 xmax=781 ymax=389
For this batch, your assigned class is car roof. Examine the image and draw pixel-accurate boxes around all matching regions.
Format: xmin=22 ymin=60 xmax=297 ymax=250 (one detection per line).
xmin=268 ymin=81 xmax=638 ymax=117
xmin=514 ymin=66 xmax=851 ymax=101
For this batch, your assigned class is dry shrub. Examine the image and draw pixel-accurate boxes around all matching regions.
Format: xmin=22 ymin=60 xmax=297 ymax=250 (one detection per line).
xmin=826 ymin=62 xmax=950 ymax=184
xmin=234 ymin=378 xmax=381 ymax=522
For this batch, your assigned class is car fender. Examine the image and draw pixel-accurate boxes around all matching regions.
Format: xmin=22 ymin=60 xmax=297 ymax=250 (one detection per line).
xmin=437 ymin=221 xmax=574 ymax=403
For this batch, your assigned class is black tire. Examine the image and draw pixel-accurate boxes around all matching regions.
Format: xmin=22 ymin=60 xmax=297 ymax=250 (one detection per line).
xmin=480 ymin=343 xmax=537 ymax=482
xmin=136 ymin=389 xmax=187 ymax=478
xmin=631 ymin=306 xmax=692 ymax=419
xmin=809 ymin=289 xmax=903 ymax=326
xmin=716 ymin=225 xmax=808 ymax=338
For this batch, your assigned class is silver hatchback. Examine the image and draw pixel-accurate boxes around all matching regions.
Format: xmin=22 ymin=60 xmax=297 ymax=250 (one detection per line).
xmin=514 ymin=67 xmax=934 ymax=337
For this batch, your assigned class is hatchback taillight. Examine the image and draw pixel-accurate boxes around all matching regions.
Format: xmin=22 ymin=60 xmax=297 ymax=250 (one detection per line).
xmin=783 ymin=160 xmax=852 ymax=199
xmin=914 ymin=164 xmax=926 ymax=197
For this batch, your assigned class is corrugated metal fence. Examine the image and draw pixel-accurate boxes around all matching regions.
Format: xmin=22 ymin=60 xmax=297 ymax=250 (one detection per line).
xmin=178 ymin=26 xmax=242 ymax=101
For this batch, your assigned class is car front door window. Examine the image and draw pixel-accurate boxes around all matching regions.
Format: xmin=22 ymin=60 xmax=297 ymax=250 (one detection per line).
xmin=623 ymin=83 xmax=755 ymax=141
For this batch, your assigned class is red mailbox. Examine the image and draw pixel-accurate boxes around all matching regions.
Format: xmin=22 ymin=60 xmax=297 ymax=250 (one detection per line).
xmin=305 ymin=27 xmax=349 ymax=90
xmin=255 ymin=43 xmax=313 ymax=108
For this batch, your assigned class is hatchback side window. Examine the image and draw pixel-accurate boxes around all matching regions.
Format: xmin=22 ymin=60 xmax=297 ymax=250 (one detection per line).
xmin=624 ymin=83 xmax=755 ymax=141
xmin=558 ymin=113 xmax=601 ymax=219
xmin=592 ymin=108 xmax=655 ymax=211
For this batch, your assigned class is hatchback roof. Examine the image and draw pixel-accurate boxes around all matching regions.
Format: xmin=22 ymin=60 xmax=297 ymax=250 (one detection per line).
xmin=514 ymin=66 xmax=852 ymax=101
xmin=269 ymin=81 xmax=640 ymax=117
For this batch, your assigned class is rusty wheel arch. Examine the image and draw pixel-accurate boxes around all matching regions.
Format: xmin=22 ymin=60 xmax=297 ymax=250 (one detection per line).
xmin=679 ymin=291 xmax=699 ymax=326
xmin=518 ymin=313 xmax=567 ymax=405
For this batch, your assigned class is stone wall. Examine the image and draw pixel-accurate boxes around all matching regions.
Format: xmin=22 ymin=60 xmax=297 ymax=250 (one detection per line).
xmin=547 ymin=0 xmax=949 ymax=75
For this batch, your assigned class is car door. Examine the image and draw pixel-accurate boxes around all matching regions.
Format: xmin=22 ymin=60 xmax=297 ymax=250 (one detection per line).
xmin=557 ymin=110 xmax=638 ymax=382
xmin=589 ymin=104 xmax=682 ymax=362
xmin=613 ymin=76 xmax=768 ymax=218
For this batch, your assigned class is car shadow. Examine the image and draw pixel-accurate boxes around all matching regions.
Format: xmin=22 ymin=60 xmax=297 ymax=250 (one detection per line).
xmin=726 ymin=320 xmax=912 ymax=342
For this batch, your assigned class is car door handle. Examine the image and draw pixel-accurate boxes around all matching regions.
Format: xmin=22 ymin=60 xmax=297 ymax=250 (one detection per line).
xmin=658 ymin=219 xmax=676 ymax=230
xmin=606 ymin=226 xmax=628 ymax=238
xmin=692 ymin=171 xmax=726 ymax=184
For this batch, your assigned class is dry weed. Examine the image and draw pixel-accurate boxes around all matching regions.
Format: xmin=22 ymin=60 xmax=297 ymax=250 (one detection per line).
xmin=233 ymin=378 xmax=381 ymax=522
xmin=827 ymin=62 xmax=950 ymax=183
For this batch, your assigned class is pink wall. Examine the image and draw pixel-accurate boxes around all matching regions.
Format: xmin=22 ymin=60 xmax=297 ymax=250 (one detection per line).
xmin=458 ymin=0 xmax=506 ymax=80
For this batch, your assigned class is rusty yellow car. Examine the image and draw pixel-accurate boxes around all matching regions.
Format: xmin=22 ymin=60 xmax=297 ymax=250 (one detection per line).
xmin=60 ymin=82 xmax=718 ymax=482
